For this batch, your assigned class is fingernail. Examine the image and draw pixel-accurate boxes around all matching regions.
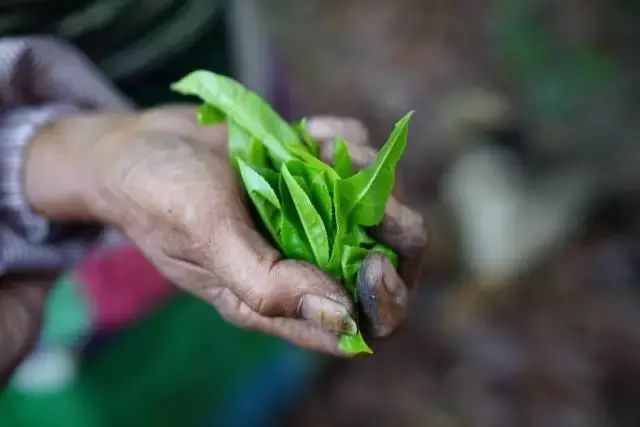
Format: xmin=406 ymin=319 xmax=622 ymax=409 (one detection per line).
xmin=342 ymin=315 xmax=358 ymax=336
xmin=300 ymin=294 xmax=357 ymax=335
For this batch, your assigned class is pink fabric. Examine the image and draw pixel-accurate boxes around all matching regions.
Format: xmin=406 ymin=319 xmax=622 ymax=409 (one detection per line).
xmin=77 ymin=244 xmax=173 ymax=330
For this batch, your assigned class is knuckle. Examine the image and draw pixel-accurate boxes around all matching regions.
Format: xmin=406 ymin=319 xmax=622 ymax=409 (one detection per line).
xmin=245 ymin=259 xmax=304 ymax=318
xmin=210 ymin=288 xmax=251 ymax=328
xmin=234 ymin=303 xmax=268 ymax=332
xmin=307 ymin=116 xmax=369 ymax=144
xmin=242 ymin=287 xmax=274 ymax=317
xmin=406 ymin=211 xmax=428 ymax=250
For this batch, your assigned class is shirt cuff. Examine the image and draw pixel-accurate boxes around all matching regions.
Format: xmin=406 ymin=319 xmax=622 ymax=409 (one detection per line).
xmin=0 ymin=104 xmax=79 ymax=243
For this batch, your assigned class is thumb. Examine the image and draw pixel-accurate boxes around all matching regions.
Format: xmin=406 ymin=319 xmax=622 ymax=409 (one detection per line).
xmin=371 ymin=196 xmax=427 ymax=286
xmin=213 ymin=220 xmax=357 ymax=335
xmin=358 ymin=253 xmax=408 ymax=338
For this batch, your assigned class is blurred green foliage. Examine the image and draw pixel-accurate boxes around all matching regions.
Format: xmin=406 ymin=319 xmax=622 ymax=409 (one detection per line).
xmin=490 ymin=0 xmax=618 ymax=120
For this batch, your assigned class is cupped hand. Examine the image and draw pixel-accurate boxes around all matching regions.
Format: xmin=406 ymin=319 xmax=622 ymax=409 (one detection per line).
xmin=26 ymin=106 xmax=426 ymax=355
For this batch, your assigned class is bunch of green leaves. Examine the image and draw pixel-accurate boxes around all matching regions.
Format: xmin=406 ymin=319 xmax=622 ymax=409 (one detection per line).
xmin=171 ymin=71 xmax=412 ymax=354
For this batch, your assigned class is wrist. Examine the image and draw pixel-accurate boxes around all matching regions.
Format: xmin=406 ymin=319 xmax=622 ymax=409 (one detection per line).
xmin=0 ymin=105 xmax=82 ymax=242
xmin=24 ymin=113 xmax=130 ymax=224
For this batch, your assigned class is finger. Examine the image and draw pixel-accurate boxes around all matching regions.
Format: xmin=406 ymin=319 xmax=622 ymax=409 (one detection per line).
xmin=357 ymin=253 xmax=408 ymax=338
xmin=306 ymin=116 xmax=370 ymax=148
xmin=203 ymin=287 xmax=346 ymax=356
xmin=371 ymin=196 xmax=427 ymax=286
xmin=318 ymin=138 xmax=377 ymax=170
xmin=306 ymin=116 xmax=377 ymax=169
xmin=208 ymin=220 xmax=357 ymax=336
xmin=159 ymin=257 xmax=347 ymax=356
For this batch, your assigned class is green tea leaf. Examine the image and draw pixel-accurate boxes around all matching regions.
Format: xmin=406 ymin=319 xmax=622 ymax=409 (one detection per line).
xmin=284 ymin=160 xmax=314 ymax=195
xmin=197 ymin=103 xmax=225 ymax=125
xmin=328 ymin=180 xmax=346 ymax=274
xmin=337 ymin=111 xmax=413 ymax=226
xmin=252 ymin=166 xmax=279 ymax=190
xmin=309 ymin=171 xmax=333 ymax=237
xmin=288 ymin=143 xmax=341 ymax=182
xmin=279 ymin=174 xmax=314 ymax=261
xmin=282 ymin=165 xmax=330 ymax=268
xmin=280 ymin=216 xmax=314 ymax=261
xmin=347 ymin=226 xmax=376 ymax=249
xmin=237 ymin=159 xmax=281 ymax=242
xmin=237 ymin=160 xmax=280 ymax=209
xmin=341 ymin=245 xmax=369 ymax=296
xmin=293 ymin=174 xmax=310 ymax=195
xmin=228 ymin=119 xmax=269 ymax=171
xmin=171 ymin=70 xmax=297 ymax=166
xmin=371 ymin=243 xmax=399 ymax=269
xmin=284 ymin=158 xmax=309 ymax=176
xmin=284 ymin=160 xmax=333 ymax=239
xmin=293 ymin=118 xmax=320 ymax=158
xmin=339 ymin=331 xmax=373 ymax=355
xmin=333 ymin=137 xmax=354 ymax=178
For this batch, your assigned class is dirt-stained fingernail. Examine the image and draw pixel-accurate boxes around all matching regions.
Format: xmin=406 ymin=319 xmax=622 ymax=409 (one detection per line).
xmin=342 ymin=315 xmax=358 ymax=336
xmin=299 ymin=294 xmax=357 ymax=335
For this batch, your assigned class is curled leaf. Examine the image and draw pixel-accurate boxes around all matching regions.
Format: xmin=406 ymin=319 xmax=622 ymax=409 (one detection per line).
xmin=237 ymin=159 xmax=282 ymax=243
xmin=293 ymin=118 xmax=320 ymax=158
xmin=172 ymin=70 xmax=298 ymax=166
xmin=197 ymin=103 xmax=225 ymax=125
xmin=228 ymin=119 xmax=269 ymax=171
xmin=281 ymin=165 xmax=330 ymax=268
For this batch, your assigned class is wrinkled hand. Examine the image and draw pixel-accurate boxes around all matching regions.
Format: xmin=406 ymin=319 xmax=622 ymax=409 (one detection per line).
xmin=26 ymin=107 xmax=426 ymax=355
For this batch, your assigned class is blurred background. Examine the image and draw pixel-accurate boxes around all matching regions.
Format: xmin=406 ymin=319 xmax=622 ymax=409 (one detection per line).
xmin=1 ymin=0 xmax=640 ymax=426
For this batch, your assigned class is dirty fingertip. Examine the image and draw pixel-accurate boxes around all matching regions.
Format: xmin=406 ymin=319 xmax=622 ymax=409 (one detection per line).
xmin=299 ymin=294 xmax=357 ymax=335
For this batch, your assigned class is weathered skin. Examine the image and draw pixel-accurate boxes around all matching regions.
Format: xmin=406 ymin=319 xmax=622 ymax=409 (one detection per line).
xmin=1 ymin=106 xmax=426 ymax=381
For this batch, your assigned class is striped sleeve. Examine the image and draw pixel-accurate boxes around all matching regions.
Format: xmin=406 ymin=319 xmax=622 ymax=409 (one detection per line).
xmin=0 ymin=104 xmax=95 ymax=274
xmin=0 ymin=36 xmax=132 ymax=275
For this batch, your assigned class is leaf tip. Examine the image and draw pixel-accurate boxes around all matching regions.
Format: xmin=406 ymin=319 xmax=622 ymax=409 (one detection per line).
xmin=399 ymin=110 xmax=415 ymax=124
xmin=338 ymin=332 xmax=374 ymax=355
xmin=169 ymin=69 xmax=212 ymax=94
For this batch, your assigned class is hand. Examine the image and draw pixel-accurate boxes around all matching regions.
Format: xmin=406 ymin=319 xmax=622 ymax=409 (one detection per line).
xmin=25 ymin=106 xmax=426 ymax=355
xmin=0 ymin=272 xmax=55 ymax=384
